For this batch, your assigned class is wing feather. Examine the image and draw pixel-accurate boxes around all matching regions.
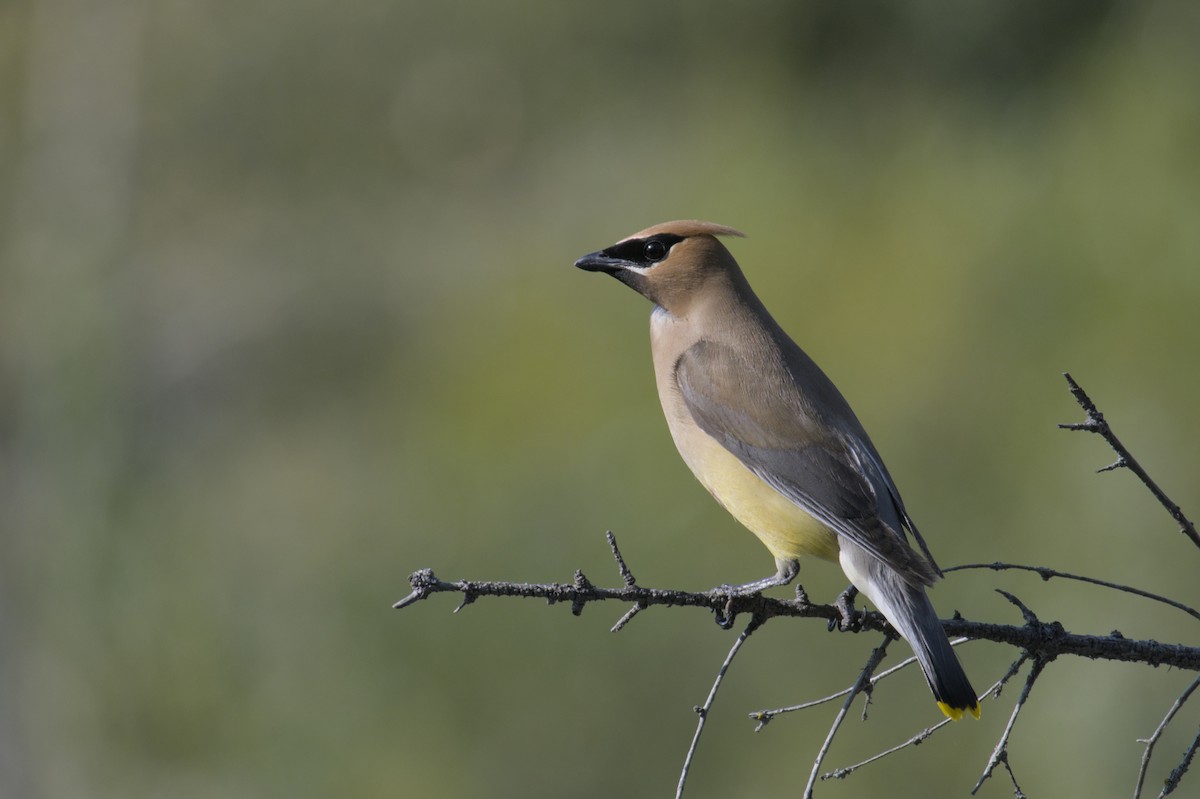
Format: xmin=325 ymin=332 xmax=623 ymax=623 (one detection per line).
xmin=675 ymin=340 xmax=939 ymax=587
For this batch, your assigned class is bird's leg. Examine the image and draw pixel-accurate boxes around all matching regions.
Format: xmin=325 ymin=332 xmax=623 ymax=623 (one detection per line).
xmin=830 ymin=584 xmax=862 ymax=632
xmin=711 ymin=558 xmax=799 ymax=597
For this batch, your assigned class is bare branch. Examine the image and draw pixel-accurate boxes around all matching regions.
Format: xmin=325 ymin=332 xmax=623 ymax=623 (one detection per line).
xmin=609 ymin=603 xmax=644 ymax=633
xmin=753 ymin=637 xmax=972 ymax=727
xmin=1156 ymin=719 xmax=1200 ymax=791
xmin=804 ymin=636 xmax=893 ymax=799
xmin=972 ymin=657 xmax=1048 ymax=795
xmin=604 ymin=531 xmax=648 ymax=631
xmin=1159 ymin=722 xmax=1200 ymax=798
xmin=394 ymin=564 xmax=1200 ymax=672
xmin=824 ymin=715 xmax=954 ymax=782
xmin=1136 ymin=676 xmax=1200 ymax=799
xmin=1059 ymin=372 xmax=1200 ymax=552
xmin=947 ymin=562 xmax=1200 ymax=623
xmin=823 ymin=652 xmax=1031 ymax=782
xmin=1001 ymin=754 xmax=1029 ymax=799
xmin=676 ymin=616 xmax=763 ymax=799
xmin=752 ymin=657 xmax=920 ymax=727
xmin=996 ymin=588 xmax=1040 ymax=626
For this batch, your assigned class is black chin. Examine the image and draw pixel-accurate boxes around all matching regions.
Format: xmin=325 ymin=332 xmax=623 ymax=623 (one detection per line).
xmin=610 ymin=265 xmax=650 ymax=296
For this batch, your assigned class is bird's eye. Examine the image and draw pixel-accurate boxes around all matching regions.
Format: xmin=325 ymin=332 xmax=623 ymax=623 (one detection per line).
xmin=643 ymin=239 xmax=668 ymax=262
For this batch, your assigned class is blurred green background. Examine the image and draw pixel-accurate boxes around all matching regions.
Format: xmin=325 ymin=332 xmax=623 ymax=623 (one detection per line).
xmin=3 ymin=1 xmax=1199 ymax=797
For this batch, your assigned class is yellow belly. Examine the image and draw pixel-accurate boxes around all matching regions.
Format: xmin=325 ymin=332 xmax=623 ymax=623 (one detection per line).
xmin=677 ymin=426 xmax=840 ymax=563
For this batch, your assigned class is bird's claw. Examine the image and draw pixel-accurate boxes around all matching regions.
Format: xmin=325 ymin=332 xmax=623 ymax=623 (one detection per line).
xmin=830 ymin=585 xmax=863 ymax=632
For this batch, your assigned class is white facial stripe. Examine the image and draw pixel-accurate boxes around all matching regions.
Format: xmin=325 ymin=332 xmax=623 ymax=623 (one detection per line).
xmin=621 ymin=263 xmax=654 ymax=274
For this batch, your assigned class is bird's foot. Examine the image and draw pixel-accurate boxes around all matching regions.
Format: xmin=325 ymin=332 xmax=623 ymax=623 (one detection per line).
xmin=708 ymin=579 xmax=773 ymax=598
xmin=705 ymin=560 xmax=799 ymax=630
xmin=830 ymin=584 xmax=863 ymax=632
xmin=706 ymin=559 xmax=799 ymax=598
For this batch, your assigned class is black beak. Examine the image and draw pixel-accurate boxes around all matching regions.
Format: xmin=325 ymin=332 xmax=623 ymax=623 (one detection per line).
xmin=573 ymin=251 xmax=628 ymax=274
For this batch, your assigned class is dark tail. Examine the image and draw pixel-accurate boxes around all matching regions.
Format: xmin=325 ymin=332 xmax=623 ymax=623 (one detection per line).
xmin=845 ymin=547 xmax=980 ymax=720
xmin=880 ymin=580 xmax=980 ymax=720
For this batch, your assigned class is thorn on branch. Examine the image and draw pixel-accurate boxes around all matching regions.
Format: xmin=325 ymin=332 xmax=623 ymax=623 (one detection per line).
xmin=996 ymin=589 xmax=1040 ymax=627
xmin=454 ymin=584 xmax=478 ymax=613
xmin=610 ymin=602 xmax=645 ymax=633
xmin=1099 ymin=457 xmax=1128 ymax=474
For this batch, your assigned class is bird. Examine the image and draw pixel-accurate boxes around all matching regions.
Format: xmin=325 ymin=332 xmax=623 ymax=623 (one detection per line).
xmin=573 ymin=220 xmax=980 ymax=720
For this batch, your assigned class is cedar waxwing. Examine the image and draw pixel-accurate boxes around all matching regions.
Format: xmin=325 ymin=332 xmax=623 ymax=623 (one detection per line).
xmin=574 ymin=220 xmax=980 ymax=720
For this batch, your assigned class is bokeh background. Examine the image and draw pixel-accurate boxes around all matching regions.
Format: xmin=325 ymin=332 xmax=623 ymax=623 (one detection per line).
xmin=3 ymin=1 xmax=1199 ymax=797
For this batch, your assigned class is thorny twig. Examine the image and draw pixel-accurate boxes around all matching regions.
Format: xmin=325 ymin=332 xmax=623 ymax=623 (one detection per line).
xmin=1159 ymin=723 xmax=1200 ymax=798
xmin=1136 ymin=676 xmax=1200 ymax=799
xmin=1059 ymin=372 xmax=1200 ymax=552
xmin=752 ymin=637 xmax=971 ymax=727
xmin=606 ymin=530 xmax=637 ymax=587
xmin=1058 ymin=373 xmax=1200 ymax=798
xmin=968 ymin=592 xmax=1051 ymax=795
xmin=822 ymin=653 xmax=1031 ymax=782
xmin=605 ymin=531 xmax=646 ymax=631
xmin=803 ymin=636 xmax=893 ymax=799
xmin=394 ymin=564 xmax=1200 ymax=672
xmin=676 ymin=616 xmax=763 ymax=799
xmin=972 ymin=656 xmax=1048 ymax=795
xmin=946 ymin=562 xmax=1200 ymax=622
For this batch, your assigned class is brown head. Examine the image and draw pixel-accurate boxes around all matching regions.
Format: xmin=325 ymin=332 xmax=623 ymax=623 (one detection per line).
xmin=574 ymin=220 xmax=747 ymax=315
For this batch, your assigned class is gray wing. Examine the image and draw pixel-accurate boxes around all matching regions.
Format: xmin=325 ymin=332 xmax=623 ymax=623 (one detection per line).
xmin=675 ymin=340 xmax=939 ymax=587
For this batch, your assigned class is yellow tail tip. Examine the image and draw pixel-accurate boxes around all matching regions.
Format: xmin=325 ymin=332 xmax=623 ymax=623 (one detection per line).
xmin=937 ymin=701 xmax=982 ymax=721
